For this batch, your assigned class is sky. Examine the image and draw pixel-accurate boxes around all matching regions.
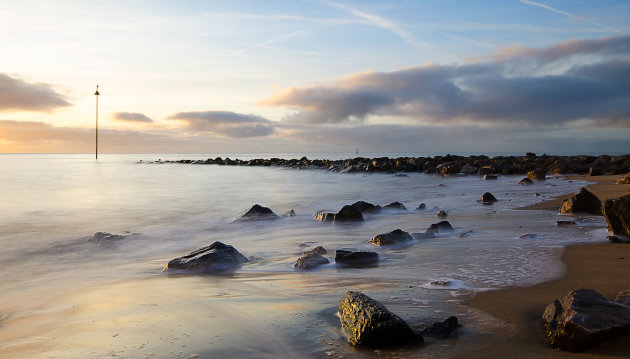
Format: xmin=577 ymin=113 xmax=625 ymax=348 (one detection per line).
xmin=1 ymin=0 xmax=629 ymax=155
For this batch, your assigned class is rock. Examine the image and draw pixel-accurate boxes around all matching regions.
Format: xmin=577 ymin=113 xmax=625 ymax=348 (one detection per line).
xmin=383 ymin=201 xmax=407 ymax=210
xmin=281 ymin=209 xmax=296 ymax=218
xmin=421 ymin=316 xmax=459 ymax=339
xmin=294 ymin=253 xmax=330 ymax=269
xmin=559 ymin=188 xmax=602 ymax=215
xmin=617 ymin=174 xmax=630 ymax=185
xmin=417 ymin=203 xmax=426 ymax=210
xmin=430 ymin=280 xmax=451 ymax=286
xmin=88 ymin=232 xmax=126 ymax=242
xmin=335 ymin=205 xmax=364 ymax=222
xmin=426 ymin=220 xmax=454 ymax=234
xmin=589 ymin=167 xmax=603 ymax=176
xmin=519 ymin=177 xmax=534 ymax=185
xmin=304 ymin=245 xmax=327 ymax=255
xmin=603 ymin=194 xmax=630 ymax=239
xmin=369 ymin=229 xmax=413 ymax=246
xmin=351 ymin=201 xmax=382 ymax=214
xmin=437 ymin=210 xmax=448 ymax=218
xmin=478 ymin=192 xmax=497 ymax=204
xmin=234 ymin=204 xmax=279 ymax=222
xmin=458 ymin=230 xmax=473 ymax=238
xmin=615 ymin=290 xmax=630 ymax=305
xmin=163 ymin=241 xmax=249 ymax=273
xmin=338 ymin=291 xmax=422 ymax=347
xmin=335 ymin=250 xmax=379 ymax=267
xmin=519 ymin=233 xmax=538 ymax=239
xmin=542 ymin=289 xmax=630 ymax=352
xmin=557 ymin=220 xmax=577 ymax=226
xmin=528 ymin=169 xmax=547 ymax=181
xmin=314 ymin=211 xmax=335 ymax=222
xmin=483 ymin=175 xmax=498 ymax=180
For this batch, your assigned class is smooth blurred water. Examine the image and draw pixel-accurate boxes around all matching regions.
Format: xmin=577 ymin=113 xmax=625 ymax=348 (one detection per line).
xmin=0 ymin=154 xmax=608 ymax=358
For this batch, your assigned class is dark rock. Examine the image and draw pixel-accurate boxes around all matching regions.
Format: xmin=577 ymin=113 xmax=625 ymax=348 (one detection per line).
xmin=369 ymin=229 xmax=412 ymax=246
xmin=417 ymin=203 xmax=426 ymax=210
xmin=163 ymin=241 xmax=249 ymax=273
xmin=88 ymin=232 xmax=126 ymax=242
xmin=335 ymin=205 xmax=364 ymax=222
xmin=421 ymin=316 xmax=459 ymax=339
xmin=234 ymin=204 xmax=279 ymax=222
xmin=430 ymin=280 xmax=451 ymax=286
xmin=335 ymin=250 xmax=379 ymax=267
xmin=338 ymin=291 xmax=422 ymax=347
xmin=615 ymin=290 xmax=630 ymax=305
xmin=458 ymin=230 xmax=474 ymax=238
xmin=557 ymin=220 xmax=577 ymax=226
xmin=543 ymin=289 xmax=630 ymax=352
xmin=589 ymin=167 xmax=603 ymax=176
xmin=604 ymin=195 xmax=630 ymax=239
xmin=351 ymin=201 xmax=382 ymax=214
xmin=519 ymin=233 xmax=538 ymax=239
xmin=478 ymin=192 xmax=497 ymax=203
xmin=519 ymin=177 xmax=534 ymax=185
xmin=559 ymin=188 xmax=602 ymax=215
xmin=294 ymin=253 xmax=330 ymax=269
xmin=437 ymin=210 xmax=448 ymax=218
xmin=528 ymin=169 xmax=547 ymax=181
xmin=608 ymin=235 xmax=630 ymax=243
xmin=483 ymin=175 xmax=498 ymax=180
xmin=304 ymin=245 xmax=327 ymax=255
xmin=383 ymin=201 xmax=407 ymax=210
xmin=314 ymin=211 xmax=335 ymax=222
xmin=426 ymin=220 xmax=454 ymax=234
xmin=281 ymin=209 xmax=296 ymax=218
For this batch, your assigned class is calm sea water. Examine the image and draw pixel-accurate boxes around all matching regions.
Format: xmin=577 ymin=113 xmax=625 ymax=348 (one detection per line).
xmin=0 ymin=154 xmax=607 ymax=358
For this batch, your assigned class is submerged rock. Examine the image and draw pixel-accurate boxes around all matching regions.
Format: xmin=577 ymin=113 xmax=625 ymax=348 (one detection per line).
xmin=88 ymin=232 xmax=126 ymax=242
xmin=281 ymin=209 xmax=296 ymax=218
xmin=417 ymin=203 xmax=426 ymax=210
xmin=314 ymin=211 xmax=335 ymax=222
xmin=335 ymin=249 xmax=379 ymax=267
xmin=303 ymin=245 xmax=327 ymax=255
xmin=338 ymin=291 xmax=422 ymax=347
xmin=294 ymin=253 xmax=329 ymax=269
xmin=483 ymin=175 xmax=498 ymax=180
xmin=369 ymin=229 xmax=412 ymax=246
xmin=478 ymin=192 xmax=498 ymax=204
xmin=615 ymin=290 xmax=630 ymax=306
xmin=559 ymin=187 xmax=602 ymax=215
xmin=383 ymin=201 xmax=407 ymax=210
xmin=335 ymin=205 xmax=364 ymax=222
xmin=519 ymin=177 xmax=534 ymax=185
xmin=426 ymin=220 xmax=454 ymax=234
xmin=351 ymin=201 xmax=382 ymax=214
xmin=234 ymin=204 xmax=279 ymax=222
xmin=543 ymin=289 xmax=630 ymax=352
xmin=557 ymin=220 xmax=577 ymax=226
xmin=421 ymin=316 xmax=460 ymax=339
xmin=437 ymin=210 xmax=448 ymax=218
xmin=603 ymin=194 xmax=630 ymax=239
xmin=163 ymin=241 xmax=248 ymax=273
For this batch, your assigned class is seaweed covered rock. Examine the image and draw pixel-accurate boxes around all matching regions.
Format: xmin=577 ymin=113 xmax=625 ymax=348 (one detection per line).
xmin=234 ymin=204 xmax=279 ymax=222
xmin=559 ymin=187 xmax=602 ymax=215
xmin=338 ymin=291 xmax=422 ymax=347
xmin=542 ymin=289 xmax=630 ymax=352
xmin=603 ymin=194 xmax=630 ymax=239
xmin=294 ymin=253 xmax=329 ymax=269
xmin=335 ymin=249 xmax=379 ymax=267
xmin=163 ymin=241 xmax=249 ymax=273
xmin=369 ymin=229 xmax=412 ymax=246
xmin=335 ymin=205 xmax=364 ymax=222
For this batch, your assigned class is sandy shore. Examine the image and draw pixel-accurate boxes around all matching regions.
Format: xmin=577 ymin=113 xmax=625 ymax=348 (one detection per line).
xmin=463 ymin=174 xmax=630 ymax=358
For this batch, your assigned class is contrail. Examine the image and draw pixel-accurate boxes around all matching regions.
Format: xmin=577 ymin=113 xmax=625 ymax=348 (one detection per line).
xmin=519 ymin=0 xmax=617 ymax=32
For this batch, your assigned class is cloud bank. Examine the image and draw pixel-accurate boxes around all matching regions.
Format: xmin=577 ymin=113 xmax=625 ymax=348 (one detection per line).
xmin=0 ymin=73 xmax=71 ymax=112
xmin=169 ymin=110 xmax=275 ymax=138
xmin=113 ymin=112 xmax=153 ymax=123
xmin=260 ymin=35 xmax=630 ymax=127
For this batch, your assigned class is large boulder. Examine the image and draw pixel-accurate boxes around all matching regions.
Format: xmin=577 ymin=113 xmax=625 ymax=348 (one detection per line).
xmin=478 ymin=192 xmax=497 ymax=204
xmin=294 ymin=253 xmax=330 ymax=269
xmin=351 ymin=201 xmax=382 ymax=214
xmin=559 ymin=187 xmax=602 ymax=215
xmin=314 ymin=211 xmax=335 ymax=222
xmin=163 ymin=241 xmax=249 ymax=273
xmin=338 ymin=291 xmax=422 ymax=347
xmin=335 ymin=249 xmax=379 ymax=267
xmin=88 ymin=232 xmax=126 ymax=242
xmin=542 ymin=289 xmax=630 ymax=352
xmin=234 ymin=204 xmax=279 ymax=222
xmin=369 ymin=229 xmax=412 ymax=246
xmin=335 ymin=205 xmax=364 ymax=222
xmin=426 ymin=220 xmax=454 ymax=234
xmin=383 ymin=201 xmax=407 ymax=210
xmin=603 ymin=194 xmax=630 ymax=238
xmin=528 ymin=169 xmax=547 ymax=181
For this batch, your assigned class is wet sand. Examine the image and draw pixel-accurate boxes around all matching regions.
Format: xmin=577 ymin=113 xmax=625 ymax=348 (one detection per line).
xmin=464 ymin=174 xmax=630 ymax=358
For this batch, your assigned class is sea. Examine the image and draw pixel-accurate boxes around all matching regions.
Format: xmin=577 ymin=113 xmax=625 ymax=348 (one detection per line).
xmin=0 ymin=153 xmax=608 ymax=358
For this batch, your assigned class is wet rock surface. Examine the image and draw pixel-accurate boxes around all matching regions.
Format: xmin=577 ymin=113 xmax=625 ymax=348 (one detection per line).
xmin=559 ymin=187 xmax=602 ymax=215
xmin=543 ymin=289 xmax=630 ymax=352
xmin=603 ymin=194 xmax=630 ymax=239
xmin=421 ymin=316 xmax=460 ymax=339
xmin=334 ymin=205 xmax=364 ymax=222
xmin=88 ymin=232 xmax=126 ymax=242
xmin=478 ymin=192 xmax=498 ymax=204
xmin=303 ymin=245 xmax=327 ymax=255
xmin=335 ymin=250 xmax=379 ymax=267
xmin=294 ymin=253 xmax=330 ymax=269
xmin=234 ymin=204 xmax=279 ymax=222
xmin=351 ymin=201 xmax=382 ymax=214
xmin=338 ymin=291 xmax=422 ymax=347
xmin=163 ymin=241 xmax=249 ymax=273
xmin=369 ymin=229 xmax=413 ymax=246
xmin=426 ymin=220 xmax=454 ymax=234
xmin=383 ymin=201 xmax=407 ymax=210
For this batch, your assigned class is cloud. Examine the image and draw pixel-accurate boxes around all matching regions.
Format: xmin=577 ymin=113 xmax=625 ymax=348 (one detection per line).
xmin=259 ymin=35 xmax=630 ymax=127
xmin=519 ymin=0 xmax=617 ymax=32
xmin=0 ymin=73 xmax=71 ymax=112
xmin=169 ymin=110 xmax=275 ymax=138
xmin=112 ymin=112 xmax=154 ymax=123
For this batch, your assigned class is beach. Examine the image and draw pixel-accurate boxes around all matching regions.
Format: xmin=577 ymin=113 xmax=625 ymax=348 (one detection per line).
xmin=464 ymin=175 xmax=630 ymax=358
